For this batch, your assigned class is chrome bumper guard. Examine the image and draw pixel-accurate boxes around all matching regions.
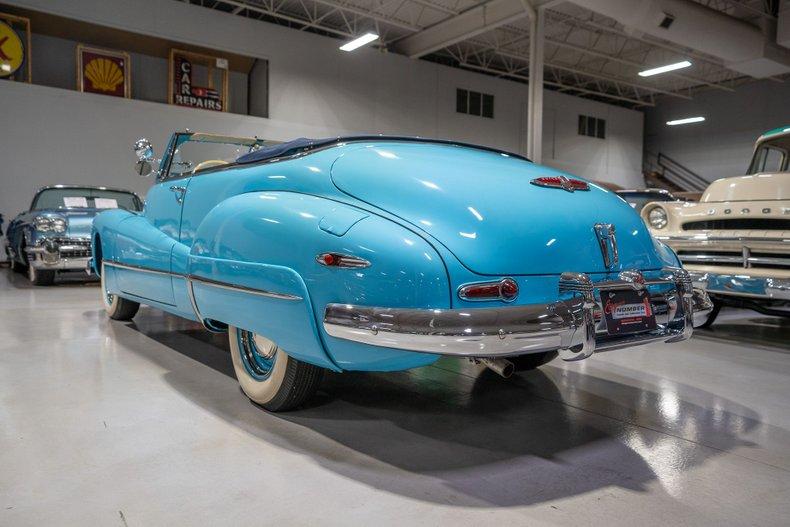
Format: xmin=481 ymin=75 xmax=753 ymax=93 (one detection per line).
xmin=323 ymin=268 xmax=713 ymax=361
xmin=688 ymin=271 xmax=790 ymax=301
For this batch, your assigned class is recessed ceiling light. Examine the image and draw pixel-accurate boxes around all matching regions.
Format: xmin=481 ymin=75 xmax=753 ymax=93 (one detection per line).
xmin=639 ymin=60 xmax=692 ymax=77
xmin=339 ymin=33 xmax=379 ymax=52
xmin=666 ymin=116 xmax=705 ymax=126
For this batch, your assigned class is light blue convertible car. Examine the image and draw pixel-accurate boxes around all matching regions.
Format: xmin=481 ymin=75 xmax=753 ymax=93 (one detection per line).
xmin=92 ymin=132 xmax=712 ymax=411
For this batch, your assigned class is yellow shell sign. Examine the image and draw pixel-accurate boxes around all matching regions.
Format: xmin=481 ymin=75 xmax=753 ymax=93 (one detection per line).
xmin=0 ymin=20 xmax=24 ymax=77
xmin=85 ymin=57 xmax=123 ymax=92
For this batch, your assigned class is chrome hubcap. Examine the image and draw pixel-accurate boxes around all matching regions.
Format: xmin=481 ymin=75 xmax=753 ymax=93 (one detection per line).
xmin=238 ymin=330 xmax=277 ymax=380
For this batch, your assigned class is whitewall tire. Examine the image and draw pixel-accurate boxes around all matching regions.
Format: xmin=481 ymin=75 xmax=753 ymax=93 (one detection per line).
xmin=101 ymin=264 xmax=139 ymax=320
xmin=229 ymin=326 xmax=323 ymax=412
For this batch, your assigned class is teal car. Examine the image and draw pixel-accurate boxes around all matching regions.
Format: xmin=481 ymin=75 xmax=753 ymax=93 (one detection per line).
xmin=92 ymin=131 xmax=712 ymax=411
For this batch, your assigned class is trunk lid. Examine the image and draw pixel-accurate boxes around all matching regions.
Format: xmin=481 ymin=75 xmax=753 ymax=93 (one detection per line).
xmin=331 ymin=142 xmax=662 ymax=275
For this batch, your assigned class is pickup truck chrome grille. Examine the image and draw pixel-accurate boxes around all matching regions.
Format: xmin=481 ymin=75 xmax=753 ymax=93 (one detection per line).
xmin=682 ymin=218 xmax=790 ymax=230
xmin=678 ymin=249 xmax=790 ymax=269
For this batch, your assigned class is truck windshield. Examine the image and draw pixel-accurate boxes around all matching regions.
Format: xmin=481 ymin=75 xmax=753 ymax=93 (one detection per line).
xmin=748 ymin=135 xmax=790 ymax=174
xmin=31 ymin=188 xmax=142 ymax=211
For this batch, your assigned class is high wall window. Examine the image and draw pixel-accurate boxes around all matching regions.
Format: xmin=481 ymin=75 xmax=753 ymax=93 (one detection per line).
xmin=579 ymin=115 xmax=606 ymax=139
xmin=457 ymin=89 xmax=494 ymax=118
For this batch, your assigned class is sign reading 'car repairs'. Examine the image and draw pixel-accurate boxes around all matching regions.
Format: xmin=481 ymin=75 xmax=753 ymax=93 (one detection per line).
xmin=170 ymin=48 xmax=228 ymax=112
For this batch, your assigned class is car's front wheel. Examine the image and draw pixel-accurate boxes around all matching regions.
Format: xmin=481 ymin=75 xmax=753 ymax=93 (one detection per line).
xmin=101 ymin=266 xmax=139 ymax=320
xmin=229 ymin=326 xmax=324 ymax=412
xmin=28 ymin=265 xmax=55 ymax=286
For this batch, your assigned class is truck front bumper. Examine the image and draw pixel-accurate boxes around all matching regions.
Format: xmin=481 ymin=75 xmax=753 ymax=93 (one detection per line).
xmin=687 ymin=270 xmax=790 ymax=301
xmin=323 ymin=268 xmax=712 ymax=361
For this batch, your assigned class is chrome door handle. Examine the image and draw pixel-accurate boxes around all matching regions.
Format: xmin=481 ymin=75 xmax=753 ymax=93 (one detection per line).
xmin=169 ymin=185 xmax=187 ymax=204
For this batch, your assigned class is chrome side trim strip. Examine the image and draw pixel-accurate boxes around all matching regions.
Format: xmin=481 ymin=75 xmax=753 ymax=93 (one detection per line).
xmin=102 ymin=260 xmax=302 ymax=301
xmin=186 ymin=275 xmax=303 ymax=301
xmin=102 ymin=260 xmax=175 ymax=277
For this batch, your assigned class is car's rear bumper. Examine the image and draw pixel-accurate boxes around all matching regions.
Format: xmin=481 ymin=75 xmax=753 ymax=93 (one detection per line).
xmin=323 ymin=268 xmax=712 ymax=361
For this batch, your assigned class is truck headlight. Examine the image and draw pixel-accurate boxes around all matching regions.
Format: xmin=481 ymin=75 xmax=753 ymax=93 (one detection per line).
xmin=647 ymin=206 xmax=668 ymax=229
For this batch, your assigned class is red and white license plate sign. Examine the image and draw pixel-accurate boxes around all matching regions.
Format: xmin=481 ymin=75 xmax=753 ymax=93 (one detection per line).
xmin=603 ymin=289 xmax=657 ymax=335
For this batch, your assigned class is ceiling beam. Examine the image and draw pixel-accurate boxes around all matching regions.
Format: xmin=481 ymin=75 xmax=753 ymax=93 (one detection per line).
xmin=392 ymin=0 xmax=561 ymax=58
xmin=393 ymin=0 xmax=529 ymax=58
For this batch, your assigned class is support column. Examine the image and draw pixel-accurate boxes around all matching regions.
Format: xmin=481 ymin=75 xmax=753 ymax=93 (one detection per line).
xmin=526 ymin=4 xmax=545 ymax=163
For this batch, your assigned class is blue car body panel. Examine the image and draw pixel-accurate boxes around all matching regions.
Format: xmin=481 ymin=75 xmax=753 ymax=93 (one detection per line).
xmin=94 ymin=136 xmax=681 ymax=372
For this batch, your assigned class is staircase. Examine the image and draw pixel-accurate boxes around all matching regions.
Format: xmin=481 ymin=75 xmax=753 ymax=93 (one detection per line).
xmin=643 ymin=152 xmax=710 ymax=193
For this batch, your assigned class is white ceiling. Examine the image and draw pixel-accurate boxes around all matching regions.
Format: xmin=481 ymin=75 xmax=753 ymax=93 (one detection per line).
xmin=182 ymin=0 xmax=784 ymax=108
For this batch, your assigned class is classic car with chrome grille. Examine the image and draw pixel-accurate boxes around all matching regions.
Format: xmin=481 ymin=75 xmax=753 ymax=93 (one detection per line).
xmin=92 ymin=131 xmax=712 ymax=411
xmin=4 ymin=185 xmax=142 ymax=285
xmin=642 ymin=126 xmax=790 ymax=326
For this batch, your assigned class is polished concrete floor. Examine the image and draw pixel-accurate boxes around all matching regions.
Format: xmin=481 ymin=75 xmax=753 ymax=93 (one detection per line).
xmin=1 ymin=270 xmax=789 ymax=526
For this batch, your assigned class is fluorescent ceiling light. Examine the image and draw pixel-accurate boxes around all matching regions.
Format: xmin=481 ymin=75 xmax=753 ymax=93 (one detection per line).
xmin=339 ymin=33 xmax=379 ymax=52
xmin=666 ymin=116 xmax=705 ymax=126
xmin=639 ymin=60 xmax=692 ymax=77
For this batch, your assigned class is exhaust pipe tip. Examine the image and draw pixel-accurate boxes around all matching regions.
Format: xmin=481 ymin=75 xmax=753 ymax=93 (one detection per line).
xmin=480 ymin=358 xmax=514 ymax=379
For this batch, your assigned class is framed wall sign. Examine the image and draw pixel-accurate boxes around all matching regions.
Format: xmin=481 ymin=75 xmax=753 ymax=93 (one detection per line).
xmin=169 ymin=48 xmax=228 ymax=112
xmin=0 ymin=12 xmax=31 ymax=83
xmin=76 ymin=44 xmax=131 ymax=98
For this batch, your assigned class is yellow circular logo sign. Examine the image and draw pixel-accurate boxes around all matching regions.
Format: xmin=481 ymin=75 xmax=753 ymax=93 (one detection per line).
xmin=0 ymin=21 xmax=24 ymax=77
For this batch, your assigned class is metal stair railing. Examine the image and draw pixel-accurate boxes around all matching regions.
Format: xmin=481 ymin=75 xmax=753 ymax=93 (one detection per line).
xmin=643 ymin=151 xmax=709 ymax=192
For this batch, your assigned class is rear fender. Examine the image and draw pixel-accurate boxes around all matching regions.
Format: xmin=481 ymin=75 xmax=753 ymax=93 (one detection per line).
xmin=190 ymin=192 xmax=450 ymax=371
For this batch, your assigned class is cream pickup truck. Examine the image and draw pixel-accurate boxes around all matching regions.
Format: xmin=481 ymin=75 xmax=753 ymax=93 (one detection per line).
xmin=641 ymin=126 xmax=790 ymax=326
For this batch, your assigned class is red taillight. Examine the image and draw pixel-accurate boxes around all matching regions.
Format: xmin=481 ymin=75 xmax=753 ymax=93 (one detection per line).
xmin=316 ymin=252 xmax=371 ymax=268
xmin=458 ymin=278 xmax=519 ymax=302
xmin=531 ymin=176 xmax=589 ymax=192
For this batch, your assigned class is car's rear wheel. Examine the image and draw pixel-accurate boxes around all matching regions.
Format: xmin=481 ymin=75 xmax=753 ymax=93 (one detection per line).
xmin=101 ymin=266 xmax=139 ymax=320
xmin=229 ymin=326 xmax=323 ymax=412
xmin=510 ymin=351 xmax=558 ymax=371
xmin=28 ymin=265 xmax=55 ymax=286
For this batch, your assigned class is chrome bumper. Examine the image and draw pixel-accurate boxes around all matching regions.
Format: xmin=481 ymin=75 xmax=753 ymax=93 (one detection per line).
xmin=688 ymin=271 xmax=790 ymax=301
xmin=323 ymin=268 xmax=712 ymax=361
xmin=26 ymin=237 xmax=93 ymax=271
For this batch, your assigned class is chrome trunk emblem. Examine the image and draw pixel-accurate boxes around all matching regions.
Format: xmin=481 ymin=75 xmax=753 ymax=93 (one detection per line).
xmin=594 ymin=223 xmax=619 ymax=269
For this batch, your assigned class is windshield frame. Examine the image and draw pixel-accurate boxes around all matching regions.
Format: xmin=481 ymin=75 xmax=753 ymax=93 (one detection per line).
xmin=159 ymin=132 xmax=269 ymax=183
xmin=30 ymin=186 xmax=143 ymax=212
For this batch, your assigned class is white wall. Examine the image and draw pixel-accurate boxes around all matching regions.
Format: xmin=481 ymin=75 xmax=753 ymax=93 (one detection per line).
xmin=0 ymin=0 xmax=644 ymax=224
xmin=644 ymin=79 xmax=790 ymax=182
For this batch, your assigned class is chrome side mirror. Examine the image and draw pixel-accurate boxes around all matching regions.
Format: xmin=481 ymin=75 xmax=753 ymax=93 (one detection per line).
xmin=133 ymin=138 xmax=157 ymax=177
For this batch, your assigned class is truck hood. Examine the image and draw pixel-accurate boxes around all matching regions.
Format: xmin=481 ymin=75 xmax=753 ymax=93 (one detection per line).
xmin=703 ymin=172 xmax=790 ymax=202
xmin=330 ymin=143 xmax=662 ymax=275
